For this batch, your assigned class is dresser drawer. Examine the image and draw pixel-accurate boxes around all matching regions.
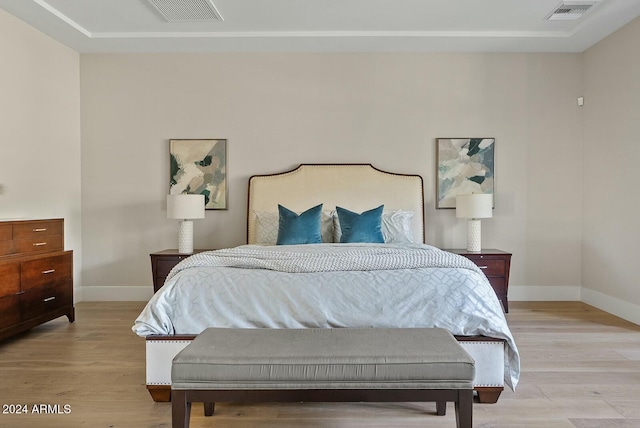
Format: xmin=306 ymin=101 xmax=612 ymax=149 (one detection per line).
xmin=0 ymin=263 xmax=20 ymax=297
xmin=0 ymin=224 xmax=11 ymax=241
xmin=0 ymin=241 xmax=15 ymax=257
xmin=12 ymin=220 xmax=63 ymax=240
xmin=0 ymin=295 xmax=21 ymax=330
xmin=13 ymin=235 xmax=64 ymax=255
xmin=20 ymin=253 xmax=72 ymax=291
xmin=20 ymin=282 xmax=73 ymax=321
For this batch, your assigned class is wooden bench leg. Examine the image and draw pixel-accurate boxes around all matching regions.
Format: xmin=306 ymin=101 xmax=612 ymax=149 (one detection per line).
xmin=204 ymin=402 xmax=215 ymax=416
xmin=436 ymin=401 xmax=446 ymax=416
xmin=171 ymin=390 xmax=191 ymax=428
xmin=455 ymin=389 xmax=473 ymax=428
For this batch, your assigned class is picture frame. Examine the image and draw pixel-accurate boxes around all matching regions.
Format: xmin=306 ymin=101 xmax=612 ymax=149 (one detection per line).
xmin=436 ymin=138 xmax=495 ymax=209
xmin=170 ymin=139 xmax=228 ymax=210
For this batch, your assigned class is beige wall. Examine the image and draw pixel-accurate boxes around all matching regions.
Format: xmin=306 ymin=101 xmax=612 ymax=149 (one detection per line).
xmin=79 ymin=52 xmax=584 ymax=297
xmin=3 ymin=6 xmax=638 ymax=322
xmin=0 ymin=10 xmax=82 ymax=291
xmin=582 ymin=17 xmax=640 ymax=317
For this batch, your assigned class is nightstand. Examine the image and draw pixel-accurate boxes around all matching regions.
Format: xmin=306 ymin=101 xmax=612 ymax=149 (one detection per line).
xmin=444 ymin=249 xmax=512 ymax=313
xmin=150 ymin=249 xmax=213 ymax=293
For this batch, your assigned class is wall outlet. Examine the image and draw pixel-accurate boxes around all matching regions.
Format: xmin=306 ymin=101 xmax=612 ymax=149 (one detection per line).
xmin=577 ymin=96 xmax=584 ymax=106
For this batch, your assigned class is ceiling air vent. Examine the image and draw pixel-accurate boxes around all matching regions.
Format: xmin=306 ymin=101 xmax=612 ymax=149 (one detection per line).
xmin=147 ymin=0 xmax=223 ymax=22
xmin=546 ymin=1 xmax=599 ymax=21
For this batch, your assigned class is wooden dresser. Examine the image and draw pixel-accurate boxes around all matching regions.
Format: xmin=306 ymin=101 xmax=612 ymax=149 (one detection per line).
xmin=0 ymin=219 xmax=74 ymax=341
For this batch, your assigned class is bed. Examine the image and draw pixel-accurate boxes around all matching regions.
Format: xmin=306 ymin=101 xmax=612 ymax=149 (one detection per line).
xmin=134 ymin=163 xmax=519 ymax=404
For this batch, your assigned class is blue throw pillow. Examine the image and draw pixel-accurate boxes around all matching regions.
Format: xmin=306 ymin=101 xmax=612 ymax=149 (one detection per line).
xmin=276 ymin=204 xmax=323 ymax=245
xmin=336 ymin=205 xmax=384 ymax=243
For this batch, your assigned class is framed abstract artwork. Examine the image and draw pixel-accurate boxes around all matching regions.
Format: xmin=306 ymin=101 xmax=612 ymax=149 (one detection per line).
xmin=436 ymin=138 xmax=495 ymax=209
xmin=170 ymin=139 xmax=228 ymax=210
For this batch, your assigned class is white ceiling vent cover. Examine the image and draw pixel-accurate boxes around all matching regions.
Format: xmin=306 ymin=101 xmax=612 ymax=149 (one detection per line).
xmin=546 ymin=1 xmax=599 ymax=21
xmin=147 ymin=0 xmax=223 ymax=22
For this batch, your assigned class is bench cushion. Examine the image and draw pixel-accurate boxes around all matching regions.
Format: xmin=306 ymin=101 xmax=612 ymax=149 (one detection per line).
xmin=172 ymin=328 xmax=475 ymax=390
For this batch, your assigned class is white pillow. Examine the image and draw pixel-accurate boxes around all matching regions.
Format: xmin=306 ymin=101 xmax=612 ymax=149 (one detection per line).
xmin=254 ymin=211 xmax=333 ymax=245
xmin=332 ymin=210 xmax=415 ymax=244
xmin=381 ymin=210 xmax=415 ymax=243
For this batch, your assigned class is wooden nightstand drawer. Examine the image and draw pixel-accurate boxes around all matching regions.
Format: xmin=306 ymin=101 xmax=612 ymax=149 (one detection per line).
xmin=20 ymin=282 xmax=73 ymax=321
xmin=156 ymin=259 xmax=184 ymax=278
xmin=486 ymin=277 xmax=506 ymax=296
xmin=464 ymin=258 xmax=505 ymax=277
xmin=20 ymin=252 xmax=73 ymax=291
xmin=151 ymin=249 xmax=213 ymax=293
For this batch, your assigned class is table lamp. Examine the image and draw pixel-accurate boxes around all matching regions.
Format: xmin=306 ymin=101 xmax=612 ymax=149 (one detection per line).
xmin=167 ymin=194 xmax=205 ymax=254
xmin=456 ymin=193 xmax=493 ymax=252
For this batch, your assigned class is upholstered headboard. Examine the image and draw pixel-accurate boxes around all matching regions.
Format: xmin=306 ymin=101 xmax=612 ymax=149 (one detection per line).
xmin=247 ymin=164 xmax=425 ymax=244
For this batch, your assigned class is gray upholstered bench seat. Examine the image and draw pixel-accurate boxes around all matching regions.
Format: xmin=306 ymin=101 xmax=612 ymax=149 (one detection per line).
xmin=171 ymin=327 xmax=475 ymax=428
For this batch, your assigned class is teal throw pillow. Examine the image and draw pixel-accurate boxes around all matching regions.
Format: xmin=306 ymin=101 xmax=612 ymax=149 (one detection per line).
xmin=276 ymin=204 xmax=323 ymax=245
xmin=336 ymin=205 xmax=384 ymax=243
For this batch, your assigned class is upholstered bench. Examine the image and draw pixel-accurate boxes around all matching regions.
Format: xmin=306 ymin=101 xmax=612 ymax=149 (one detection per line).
xmin=171 ymin=327 xmax=475 ymax=428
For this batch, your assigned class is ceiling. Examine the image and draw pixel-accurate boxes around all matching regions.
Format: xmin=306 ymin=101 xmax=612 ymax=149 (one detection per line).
xmin=2 ymin=0 xmax=640 ymax=53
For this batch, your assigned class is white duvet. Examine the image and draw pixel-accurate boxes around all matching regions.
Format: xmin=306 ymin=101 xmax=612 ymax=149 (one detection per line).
xmin=132 ymin=243 xmax=520 ymax=389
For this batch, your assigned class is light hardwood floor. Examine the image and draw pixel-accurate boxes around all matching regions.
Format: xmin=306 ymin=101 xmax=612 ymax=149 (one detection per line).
xmin=1 ymin=301 xmax=639 ymax=428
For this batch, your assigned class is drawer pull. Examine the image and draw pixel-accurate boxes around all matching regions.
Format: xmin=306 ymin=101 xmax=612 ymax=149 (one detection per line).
xmin=479 ymin=266 xmax=489 ymax=269
xmin=33 ymin=242 xmax=48 ymax=246
xmin=33 ymin=228 xmax=47 ymax=232
xmin=43 ymin=297 xmax=56 ymax=302
xmin=42 ymin=269 xmax=56 ymax=274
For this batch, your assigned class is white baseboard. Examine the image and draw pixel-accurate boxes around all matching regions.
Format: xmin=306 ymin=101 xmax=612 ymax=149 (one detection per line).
xmin=509 ymin=285 xmax=581 ymax=301
xmin=581 ymin=287 xmax=640 ymax=326
xmin=81 ymin=286 xmax=153 ymax=302
xmin=73 ymin=286 xmax=83 ymax=303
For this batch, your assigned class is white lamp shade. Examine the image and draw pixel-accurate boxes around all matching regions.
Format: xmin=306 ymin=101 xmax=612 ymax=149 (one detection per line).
xmin=456 ymin=194 xmax=493 ymax=219
xmin=167 ymin=194 xmax=205 ymax=220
